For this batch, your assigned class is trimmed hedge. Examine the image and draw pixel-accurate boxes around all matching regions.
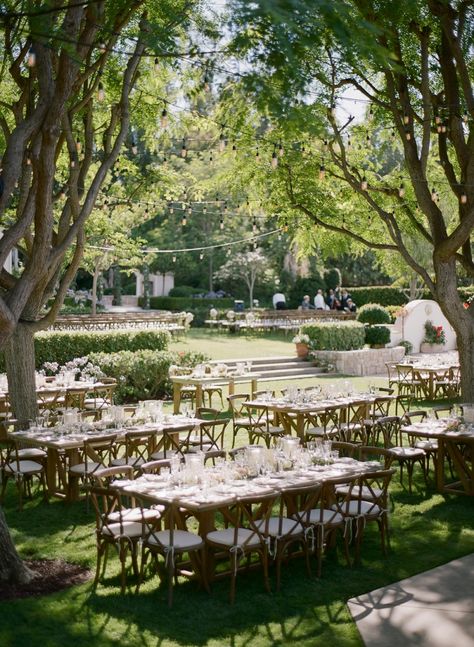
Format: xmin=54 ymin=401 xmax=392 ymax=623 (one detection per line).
xmin=347 ymin=286 xmax=407 ymax=307
xmin=357 ymin=303 xmax=391 ymax=325
xmin=0 ymin=329 xmax=171 ymax=371
xmin=365 ymin=325 xmax=391 ymax=346
xmin=138 ymin=296 xmax=235 ymax=311
xmin=301 ymin=321 xmax=366 ymax=351
xmin=89 ymin=349 xmax=208 ymax=403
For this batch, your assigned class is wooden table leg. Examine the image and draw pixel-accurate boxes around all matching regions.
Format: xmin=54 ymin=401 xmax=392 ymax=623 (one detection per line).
xmin=195 ymin=385 xmax=203 ymax=411
xmin=173 ymin=383 xmax=181 ymax=414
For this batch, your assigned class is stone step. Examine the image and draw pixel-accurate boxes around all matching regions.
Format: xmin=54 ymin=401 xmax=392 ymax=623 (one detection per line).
xmin=209 ymin=355 xmax=300 ymax=367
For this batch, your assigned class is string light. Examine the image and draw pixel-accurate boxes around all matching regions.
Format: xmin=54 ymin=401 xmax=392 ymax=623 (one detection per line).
xmin=398 ymin=183 xmax=405 ymax=197
xmin=97 ymin=82 xmax=105 ymax=102
xmin=219 ymin=132 xmax=226 ymax=153
xmin=154 ymin=57 xmax=159 ymax=72
xmin=255 ymin=147 xmax=260 ymax=162
xmin=463 ymin=111 xmax=469 ymax=124
xmin=172 ymin=255 xmax=177 ymax=263
xmin=199 ymin=252 xmax=204 ymax=260
xmin=405 ymin=129 xmax=411 ymax=141
xmin=27 ymin=46 xmax=36 ymax=67
xmin=75 ymin=138 xmax=82 ymax=154
xmin=181 ymin=214 xmax=187 ymax=226
xmin=131 ymin=138 xmax=138 ymax=155
xmin=99 ymin=43 xmax=106 ymax=53
xmin=431 ymin=187 xmax=439 ymax=202
xmin=460 ymin=192 xmax=467 ymax=204
xmin=219 ymin=216 xmax=224 ymax=230
xmin=278 ymin=141 xmax=284 ymax=157
xmin=403 ymin=111 xmax=409 ymax=125
xmin=361 ymin=176 xmax=368 ymax=191
xmin=160 ymin=108 xmax=168 ymax=128
xmin=232 ymin=143 xmax=237 ymax=156
xmin=271 ymin=150 xmax=278 ymax=169
xmin=319 ymin=164 xmax=325 ymax=180
xmin=180 ymin=139 xmax=187 ymax=158
xmin=203 ymin=73 xmax=210 ymax=92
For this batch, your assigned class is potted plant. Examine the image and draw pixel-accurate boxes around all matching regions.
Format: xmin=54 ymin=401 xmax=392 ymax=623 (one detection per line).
xmin=420 ymin=320 xmax=446 ymax=353
xmin=292 ymin=333 xmax=310 ymax=358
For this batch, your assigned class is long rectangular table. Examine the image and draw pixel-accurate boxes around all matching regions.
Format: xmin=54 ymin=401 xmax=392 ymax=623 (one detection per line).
xmin=8 ymin=415 xmax=201 ymax=501
xmin=170 ymin=372 xmax=260 ymax=413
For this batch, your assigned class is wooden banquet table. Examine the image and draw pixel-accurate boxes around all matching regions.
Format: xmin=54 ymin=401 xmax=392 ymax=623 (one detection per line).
xmin=244 ymin=393 xmax=396 ymax=440
xmin=396 ymin=362 xmax=459 ymax=400
xmin=401 ymin=419 xmax=474 ymax=495
xmin=171 ymin=372 xmax=260 ymax=414
xmin=8 ymin=415 xmax=202 ymax=501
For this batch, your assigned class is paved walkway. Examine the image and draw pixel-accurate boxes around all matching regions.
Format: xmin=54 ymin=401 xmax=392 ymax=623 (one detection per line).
xmin=348 ymin=553 xmax=474 ymax=647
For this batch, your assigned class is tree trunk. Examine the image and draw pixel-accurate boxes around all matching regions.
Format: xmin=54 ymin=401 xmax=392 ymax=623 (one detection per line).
xmin=91 ymin=262 xmax=100 ymax=316
xmin=4 ymin=323 xmax=38 ymax=425
xmin=208 ymin=253 xmax=213 ymax=292
xmin=0 ymin=507 xmax=36 ymax=584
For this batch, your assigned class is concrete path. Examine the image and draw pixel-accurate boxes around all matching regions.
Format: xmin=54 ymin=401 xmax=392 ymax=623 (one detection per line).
xmin=348 ymin=553 xmax=474 ymax=647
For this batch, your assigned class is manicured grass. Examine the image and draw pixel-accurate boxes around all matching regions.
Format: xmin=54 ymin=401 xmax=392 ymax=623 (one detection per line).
xmin=2 ymin=331 xmax=470 ymax=646
xmin=2 ymin=470 xmax=474 ymax=647
xmin=169 ymin=329 xmax=297 ymax=359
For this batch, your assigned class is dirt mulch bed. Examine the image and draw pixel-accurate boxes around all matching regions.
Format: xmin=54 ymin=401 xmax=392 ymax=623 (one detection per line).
xmin=0 ymin=559 xmax=91 ymax=601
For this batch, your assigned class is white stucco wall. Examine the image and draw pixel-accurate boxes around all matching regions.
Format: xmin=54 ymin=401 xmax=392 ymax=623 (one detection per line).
xmin=388 ymin=299 xmax=457 ymax=352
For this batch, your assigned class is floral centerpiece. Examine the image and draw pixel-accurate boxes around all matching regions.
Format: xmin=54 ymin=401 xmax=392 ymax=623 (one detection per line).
xmin=420 ymin=320 xmax=446 ymax=352
xmin=292 ymin=333 xmax=310 ymax=358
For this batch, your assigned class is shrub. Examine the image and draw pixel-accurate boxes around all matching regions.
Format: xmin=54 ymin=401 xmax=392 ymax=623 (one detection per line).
xmin=168 ymin=285 xmax=197 ymax=297
xmin=300 ymin=321 xmax=366 ymax=351
xmin=357 ymin=303 xmax=391 ymax=325
xmin=423 ymin=320 xmax=446 ymax=345
xmin=139 ymin=296 xmax=235 ymax=312
xmin=287 ymin=274 xmax=325 ymax=308
xmin=399 ymin=340 xmax=413 ymax=354
xmin=348 ymin=286 xmax=407 ymax=307
xmin=0 ymin=329 xmax=171 ymax=371
xmin=89 ymin=349 xmax=208 ymax=403
xmin=385 ymin=305 xmax=402 ymax=323
xmin=364 ymin=325 xmax=391 ymax=346
xmin=323 ymin=268 xmax=341 ymax=290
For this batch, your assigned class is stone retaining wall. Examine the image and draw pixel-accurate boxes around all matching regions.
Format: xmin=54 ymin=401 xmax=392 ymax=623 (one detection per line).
xmin=312 ymin=346 xmax=406 ymax=376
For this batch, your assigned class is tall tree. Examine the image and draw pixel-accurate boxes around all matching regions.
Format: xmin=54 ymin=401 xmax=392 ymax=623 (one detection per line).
xmin=0 ymin=0 xmax=196 ymax=585
xmin=227 ymin=0 xmax=474 ymax=400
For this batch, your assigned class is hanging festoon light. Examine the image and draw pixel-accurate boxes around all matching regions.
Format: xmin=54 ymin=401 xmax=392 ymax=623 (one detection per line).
xmin=405 ymin=128 xmax=411 ymax=141
xmin=361 ymin=176 xmax=368 ymax=191
xmin=278 ymin=141 xmax=284 ymax=157
xmin=403 ymin=111 xmax=410 ymax=125
xmin=70 ymin=151 xmax=77 ymax=168
xmin=182 ymin=214 xmax=187 ymax=226
xmin=187 ymin=205 xmax=192 ymax=216
xmin=223 ymin=202 xmax=228 ymax=215
xmin=97 ymin=81 xmax=105 ymax=102
xmin=347 ymin=136 xmax=352 ymax=149
xmin=75 ymin=138 xmax=82 ymax=154
xmin=398 ymin=182 xmax=405 ymax=197
xmin=181 ymin=139 xmax=187 ymax=158
xmin=99 ymin=42 xmax=107 ymax=54
xmin=232 ymin=142 xmax=237 ymax=157
xmin=102 ymin=199 xmax=108 ymax=211
xmin=131 ymin=136 xmax=138 ymax=155
xmin=271 ymin=149 xmax=278 ymax=169
xmin=154 ymin=57 xmax=159 ymax=72
xmin=60 ymin=186 xmax=67 ymax=199
xmin=172 ymin=255 xmax=177 ymax=263
xmin=460 ymin=191 xmax=468 ymax=204
xmin=252 ymin=218 xmax=257 ymax=233
xmin=160 ymin=107 xmax=168 ymax=129
xmin=220 ymin=214 xmax=224 ymax=230
xmin=219 ymin=131 xmax=226 ymax=153
xmin=463 ymin=111 xmax=469 ymax=124
xmin=431 ymin=187 xmax=439 ymax=202
xmin=199 ymin=252 xmax=204 ymax=260
xmin=319 ymin=163 xmax=326 ymax=180
xmin=27 ymin=46 xmax=36 ymax=67
xmin=209 ymin=151 xmax=214 ymax=165
xmin=169 ymin=203 xmax=174 ymax=214
xmin=255 ymin=147 xmax=260 ymax=163
xmin=203 ymin=71 xmax=211 ymax=93
xmin=391 ymin=129 xmax=396 ymax=141
xmin=329 ymin=102 xmax=336 ymax=118
xmin=203 ymin=205 xmax=207 ymax=214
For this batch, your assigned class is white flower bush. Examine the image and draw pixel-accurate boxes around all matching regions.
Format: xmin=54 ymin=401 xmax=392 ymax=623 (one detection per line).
xmin=292 ymin=333 xmax=310 ymax=344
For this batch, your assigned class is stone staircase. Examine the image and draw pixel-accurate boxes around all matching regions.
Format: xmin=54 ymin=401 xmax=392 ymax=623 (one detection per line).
xmin=209 ymin=356 xmax=326 ymax=383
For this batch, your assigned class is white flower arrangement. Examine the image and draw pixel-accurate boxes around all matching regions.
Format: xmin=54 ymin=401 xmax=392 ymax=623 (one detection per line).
xmin=185 ymin=312 xmax=194 ymax=325
xmin=226 ymin=310 xmax=236 ymax=320
xmin=292 ymin=333 xmax=310 ymax=344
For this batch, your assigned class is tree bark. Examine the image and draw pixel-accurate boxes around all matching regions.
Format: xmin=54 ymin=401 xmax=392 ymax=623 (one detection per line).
xmin=91 ymin=261 xmax=100 ymax=316
xmin=0 ymin=507 xmax=35 ymax=584
xmin=4 ymin=322 xmax=38 ymax=425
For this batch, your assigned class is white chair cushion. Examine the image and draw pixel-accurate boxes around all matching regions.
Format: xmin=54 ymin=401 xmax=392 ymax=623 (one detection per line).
xmin=257 ymin=517 xmax=303 ymax=537
xmin=108 ymin=507 xmax=161 ymax=523
xmin=5 ymin=460 xmax=43 ymax=474
xmin=17 ymin=448 xmax=47 ymax=459
xmin=334 ymin=500 xmax=382 ymax=517
xmin=336 ymin=484 xmax=383 ymax=500
xmin=69 ymin=461 xmax=102 ymax=475
xmin=415 ymin=440 xmax=438 ymax=451
xmin=297 ymin=508 xmax=344 ymax=525
xmin=110 ymin=456 xmax=146 ymax=467
xmin=146 ymin=529 xmax=203 ymax=551
xmin=206 ymin=527 xmax=261 ymax=548
xmin=101 ymin=520 xmax=143 ymax=538
xmin=390 ymin=446 xmax=425 ymax=458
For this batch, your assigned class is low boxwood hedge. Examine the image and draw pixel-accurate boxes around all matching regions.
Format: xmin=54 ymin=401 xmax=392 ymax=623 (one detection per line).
xmin=300 ymin=321 xmax=366 ymax=351
xmin=364 ymin=325 xmax=391 ymax=346
xmin=0 ymin=329 xmax=171 ymax=371
xmin=356 ymin=303 xmax=391 ymax=325
xmin=89 ymin=349 xmax=209 ymax=403
xmin=347 ymin=286 xmax=407 ymax=307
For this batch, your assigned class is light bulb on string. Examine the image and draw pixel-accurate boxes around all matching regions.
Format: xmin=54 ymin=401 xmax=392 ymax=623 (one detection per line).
xmin=431 ymin=187 xmax=438 ymax=202
xmin=329 ymin=103 xmax=336 ymax=117
xmin=223 ymin=202 xmax=228 ymax=215
xmin=172 ymin=255 xmax=177 ymax=263
xmin=278 ymin=141 xmax=284 ymax=157
xmin=441 ymin=122 xmax=447 ymax=133
xmin=403 ymin=111 xmax=409 ymax=125
xmin=219 ymin=132 xmax=226 ymax=153
xmin=398 ymin=183 xmax=405 ymax=198
xmin=199 ymin=252 xmax=204 ymax=260
xmin=75 ymin=138 xmax=82 ymax=154
xmin=169 ymin=204 xmax=174 ymax=214
xmin=232 ymin=143 xmax=237 ymax=157
xmin=182 ymin=214 xmax=187 ymax=226
xmin=463 ymin=111 xmax=469 ymax=124
xmin=209 ymin=152 xmax=214 ymax=165
xmin=390 ymin=129 xmax=396 ymax=140
xmin=160 ymin=108 xmax=168 ymax=128
xmin=102 ymin=199 xmax=108 ymax=211
xmin=60 ymin=187 xmax=67 ymax=199
xmin=252 ymin=218 xmax=257 ymax=233
xmin=369 ymin=104 xmax=374 ymax=120
xmin=219 ymin=216 xmax=224 ymax=230
xmin=187 ymin=206 xmax=192 ymax=216
xmin=27 ymin=46 xmax=36 ymax=67
xmin=131 ymin=138 xmax=138 ymax=155
xmin=181 ymin=139 xmax=187 ymax=158
xmin=203 ymin=206 xmax=207 ymax=214
xmin=26 ymin=155 xmax=31 ymax=166
xmin=347 ymin=137 xmax=352 ymax=149
xmin=319 ymin=164 xmax=325 ymax=180
xmin=203 ymin=73 xmax=210 ymax=93
xmin=361 ymin=176 xmax=368 ymax=191
xmin=99 ymin=43 xmax=106 ymax=54
xmin=97 ymin=82 xmax=105 ymax=102
xmin=226 ymin=247 xmax=231 ymax=256
xmin=154 ymin=57 xmax=159 ymax=72
xmin=405 ymin=129 xmax=411 ymax=141
xmin=255 ymin=147 xmax=260 ymax=162
xmin=366 ymin=131 xmax=370 ymax=145
xmin=271 ymin=151 xmax=278 ymax=169
xmin=460 ymin=192 xmax=468 ymax=204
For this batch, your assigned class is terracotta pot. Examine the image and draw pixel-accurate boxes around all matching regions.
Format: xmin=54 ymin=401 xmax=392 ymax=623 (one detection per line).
xmin=295 ymin=343 xmax=309 ymax=359
xmin=420 ymin=342 xmax=445 ymax=353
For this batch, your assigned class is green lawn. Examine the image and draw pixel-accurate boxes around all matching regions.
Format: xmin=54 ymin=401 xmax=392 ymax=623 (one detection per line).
xmin=1 ymin=331 xmax=471 ymax=647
